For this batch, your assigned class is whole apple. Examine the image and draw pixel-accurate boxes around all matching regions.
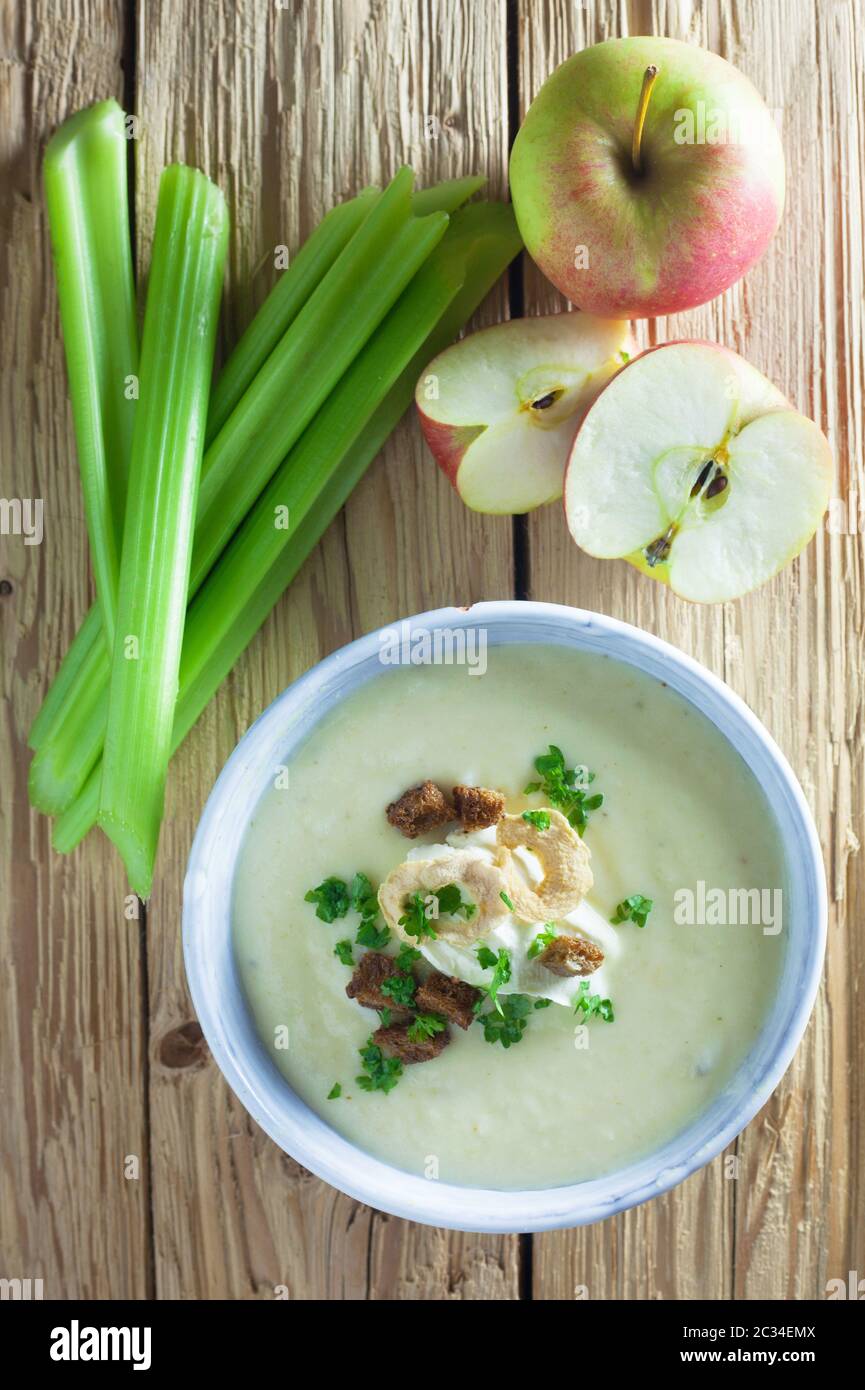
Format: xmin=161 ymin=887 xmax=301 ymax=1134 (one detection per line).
xmin=510 ymin=37 xmax=785 ymax=318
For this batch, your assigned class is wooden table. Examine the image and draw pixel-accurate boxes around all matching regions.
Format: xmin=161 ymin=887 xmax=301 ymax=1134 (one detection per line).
xmin=2 ymin=0 xmax=862 ymax=1300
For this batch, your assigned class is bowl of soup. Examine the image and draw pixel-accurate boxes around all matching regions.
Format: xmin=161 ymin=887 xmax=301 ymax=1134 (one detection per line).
xmin=182 ymin=601 xmax=825 ymax=1231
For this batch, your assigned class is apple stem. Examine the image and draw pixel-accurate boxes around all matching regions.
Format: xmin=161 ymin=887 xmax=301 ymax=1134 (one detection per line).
xmin=631 ymin=65 xmax=659 ymax=175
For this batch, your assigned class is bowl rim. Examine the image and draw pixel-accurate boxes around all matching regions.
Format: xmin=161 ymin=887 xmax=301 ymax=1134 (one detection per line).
xmin=182 ymin=599 xmax=827 ymax=1233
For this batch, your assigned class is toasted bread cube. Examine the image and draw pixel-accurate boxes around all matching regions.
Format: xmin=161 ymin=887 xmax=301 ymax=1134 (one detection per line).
xmin=415 ymin=969 xmax=482 ymax=1030
xmin=386 ymin=780 xmax=454 ymax=838
xmin=539 ymin=934 xmax=604 ymax=977
xmin=452 ymin=784 xmax=505 ymax=832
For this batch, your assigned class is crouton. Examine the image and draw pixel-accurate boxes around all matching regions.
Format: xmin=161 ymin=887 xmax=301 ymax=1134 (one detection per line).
xmin=539 ymin=934 xmax=604 ymax=977
xmin=345 ymin=951 xmax=414 ymax=1016
xmin=386 ymin=780 xmax=454 ymax=838
xmin=415 ymin=969 xmax=482 ymax=1030
xmin=452 ymin=784 xmax=505 ymax=832
xmin=373 ymin=1020 xmax=451 ymax=1064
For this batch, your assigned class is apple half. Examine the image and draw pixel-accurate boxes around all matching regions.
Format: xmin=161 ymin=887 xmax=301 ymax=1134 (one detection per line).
xmin=563 ymin=342 xmax=833 ymax=603
xmin=416 ymin=312 xmax=632 ymax=514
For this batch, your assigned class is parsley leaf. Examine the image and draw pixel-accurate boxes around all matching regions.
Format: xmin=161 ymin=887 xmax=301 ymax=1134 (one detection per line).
xmin=327 ymin=1082 xmax=342 ymax=1100
xmin=573 ymin=979 xmax=615 ymax=1024
xmin=399 ymin=890 xmax=437 ymax=941
xmin=355 ymin=918 xmax=391 ymax=949
xmin=500 ymin=890 xmax=515 ymax=910
xmin=475 ymin=945 xmax=512 ymax=1015
xmin=610 ymin=893 xmax=653 ymax=929
xmin=521 ymin=809 xmax=551 ymax=831
xmin=433 ymin=883 xmax=477 ymax=920
xmin=378 ymin=1007 xmax=392 ymax=1027
xmin=394 ymin=943 xmax=422 ymax=974
xmin=381 ymin=971 xmax=416 ymax=1008
xmin=356 ymin=1038 xmax=403 ymax=1094
xmin=304 ymin=876 xmax=351 ymax=922
xmin=407 ymin=1012 xmax=447 ymax=1043
xmin=333 ymin=939 xmax=354 ymax=967
xmin=477 ymin=993 xmax=533 ymax=1047
xmin=524 ymin=744 xmax=604 ymax=835
xmin=527 ymin=923 xmax=557 ymax=959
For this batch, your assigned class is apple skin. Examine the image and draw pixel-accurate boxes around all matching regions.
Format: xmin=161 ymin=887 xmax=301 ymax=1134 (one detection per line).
xmin=510 ymin=37 xmax=785 ymax=318
xmin=418 ymin=418 xmax=485 ymax=490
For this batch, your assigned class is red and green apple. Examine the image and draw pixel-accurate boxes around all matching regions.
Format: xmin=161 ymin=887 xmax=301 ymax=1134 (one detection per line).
xmin=510 ymin=37 xmax=785 ymax=318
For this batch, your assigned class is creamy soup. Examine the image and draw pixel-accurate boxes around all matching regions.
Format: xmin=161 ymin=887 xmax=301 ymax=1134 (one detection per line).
xmin=232 ymin=644 xmax=786 ymax=1189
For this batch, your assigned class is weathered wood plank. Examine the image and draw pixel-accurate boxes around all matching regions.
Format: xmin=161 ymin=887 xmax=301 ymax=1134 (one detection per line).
xmin=0 ymin=0 xmax=151 ymax=1299
xmin=521 ymin=0 xmax=863 ymax=1300
xmin=138 ymin=0 xmax=517 ymax=1300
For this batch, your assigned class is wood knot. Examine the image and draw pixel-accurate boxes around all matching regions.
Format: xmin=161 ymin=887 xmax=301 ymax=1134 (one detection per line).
xmin=158 ymin=1021 xmax=208 ymax=1070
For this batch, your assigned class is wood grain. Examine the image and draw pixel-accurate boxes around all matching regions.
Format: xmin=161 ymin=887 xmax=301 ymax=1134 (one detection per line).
xmin=0 ymin=0 xmax=151 ymax=1300
xmin=521 ymin=0 xmax=864 ymax=1300
xmin=136 ymin=0 xmax=517 ymax=1300
xmin=2 ymin=0 xmax=861 ymax=1301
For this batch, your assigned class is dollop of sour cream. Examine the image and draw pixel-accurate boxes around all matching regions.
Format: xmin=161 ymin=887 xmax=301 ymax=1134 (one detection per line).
xmin=406 ymin=827 xmax=621 ymax=1007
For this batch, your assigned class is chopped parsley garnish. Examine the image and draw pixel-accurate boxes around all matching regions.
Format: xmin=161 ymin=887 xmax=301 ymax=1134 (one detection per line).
xmin=394 ymin=943 xmax=422 ymax=973
xmin=356 ymin=1038 xmax=403 ymax=1094
xmin=433 ymin=883 xmax=477 ymax=920
xmin=350 ymin=872 xmax=378 ymax=917
xmin=333 ymin=939 xmax=354 ymax=966
xmin=399 ymin=890 xmax=438 ymax=941
xmin=407 ymin=1012 xmax=447 ymax=1043
xmin=499 ymin=890 xmax=515 ymax=911
xmin=573 ymin=979 xmax=615 ymax=1023
xmin=378 ymin=1007 xmax=393 ymax=1027
xmin=304 ymin=876 xmax=351 ymax=922
xmin=524 ymin=744 xmax=604 ymax=834
xmin=327 ymin=1083 xmax=342 ymax=1100
xmin=475 ymin=945 xmax=512 ymax=1015
xmin=534 ymin=998 xmax=553 ymax=1009
xmin=527 ymin=923 xmax=557 ymax=959
xmin=477 ymin=993 xmax=533 ymax=1047
xmin=381 ymin=971 xmax=416 ymax=1008
xmin=521 ymin=809 xmax=551 ymax=831
xmin=610 ymin=893 xmax=653 ymax=929
xmin=356 ymin=918 xmax=391 ymax=949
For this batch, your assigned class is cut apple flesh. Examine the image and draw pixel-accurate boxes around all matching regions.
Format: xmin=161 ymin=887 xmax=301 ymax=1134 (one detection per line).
xmin=564 ymin=342 xmax=833 ymax=603
xmin=416 ymin=312 xmax=631 ymax=513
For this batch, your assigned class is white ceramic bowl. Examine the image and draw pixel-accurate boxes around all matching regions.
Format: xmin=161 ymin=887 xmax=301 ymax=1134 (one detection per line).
xmin=183 ymin=601 xmax=826 ymax=1233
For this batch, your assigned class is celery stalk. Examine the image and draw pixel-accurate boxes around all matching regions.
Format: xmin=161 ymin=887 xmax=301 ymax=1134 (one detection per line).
xmin=190 ymin=167 xmax=447 ymax=593
xmin=30 ymin=171 xmax=447 ymax=812
xmin=53 ymin=202 xmax=520 ymax=855
xmin=27 ymin=603 xmax=103 ymax=751
xmin=206 ymin=175 xmax=483 ymax=443
xmin=97 ymin=166 xmax=228 ymax=896
xmin=43 ymin=99 xmax=138 ymax=646
xmin=27 ymin=173 xmax=481 ymax=778
xmin=205 ymin=188 xmax=378 ymax=442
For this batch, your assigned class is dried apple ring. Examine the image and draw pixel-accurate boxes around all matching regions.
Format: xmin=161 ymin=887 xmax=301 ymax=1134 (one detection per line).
xmin=378 ymin=848 xmax=512 ymax=946
xmin=495 ymin=809 xmax=593 ymax=922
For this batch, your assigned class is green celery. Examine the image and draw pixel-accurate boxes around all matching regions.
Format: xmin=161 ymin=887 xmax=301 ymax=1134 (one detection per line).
xmin=205 ymin=175 xmax=483 ymax=444
xmin=190 ymin=167 xmax=447 ymax=593
xmin=43 ymin=99 xmax=138 ymax=646
xmin=205 ymin=188 xmax=378 ymax=442
xmin=27 ymin=603 xmax=103 ymax=751
xmin=29 ymin=170 xmax=457 ymax=812
xmin=53 ymin=202 xmax=521 ymax=854
xmin=97 ymin=166 xmax=228 ymax=896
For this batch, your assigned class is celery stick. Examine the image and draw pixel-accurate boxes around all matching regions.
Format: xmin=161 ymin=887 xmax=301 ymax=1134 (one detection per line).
xmin=28 ymin=173 xmax=479 ymax=790
xmin=97 ymin=166 xmax=228 ymax=896
xmin=206 ymin=189 xmax=378 ymax=442
xmin=207 ymin=176 xmax=482 ymax=443
xmin=43 ymin=99 xmax=138 ymax=646
xmin=190 ymin=168 xmax=447 ymax=593
xmin=27 ymin=603 xmax=103 ymax=751
xmin=53 ymin=203 xmax=520 ymax=855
